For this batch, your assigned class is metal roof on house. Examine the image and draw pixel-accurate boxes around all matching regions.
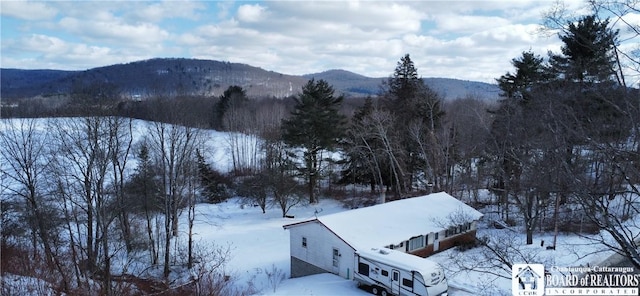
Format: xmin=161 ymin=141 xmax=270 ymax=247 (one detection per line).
xmin=284 ymin=192 xmax=483 ymax=250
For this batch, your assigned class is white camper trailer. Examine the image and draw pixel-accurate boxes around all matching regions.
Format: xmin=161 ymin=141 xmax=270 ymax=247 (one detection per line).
xmin=354 ymin=248 xmax=448 ymax=296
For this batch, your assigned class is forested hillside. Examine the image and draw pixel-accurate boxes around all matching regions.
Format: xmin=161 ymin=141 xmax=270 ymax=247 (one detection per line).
xmin=1 ymin=58 xmax=307 ymax=99
xmin=1 ymin=2 xmax=640 ymax=295
xmin=1 ymin=58 xmax=500 ymax=101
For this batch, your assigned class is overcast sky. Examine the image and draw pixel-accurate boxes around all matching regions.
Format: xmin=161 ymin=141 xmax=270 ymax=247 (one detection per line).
xmin=1 ymin=0 xmax=634 ymax=84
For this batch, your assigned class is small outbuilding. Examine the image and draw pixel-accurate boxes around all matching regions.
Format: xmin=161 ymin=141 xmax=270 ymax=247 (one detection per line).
xmin=283 ymin=191 xmax=484 ymax=279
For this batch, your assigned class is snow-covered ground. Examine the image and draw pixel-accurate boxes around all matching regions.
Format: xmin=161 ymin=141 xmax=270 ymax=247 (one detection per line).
xmin=182 ymin=196 xmax=358 ymax=295
xmin=180 ymin=196 xmax=615 ymax=295
xmin=1 ymin=117 xmax=622 ymax=295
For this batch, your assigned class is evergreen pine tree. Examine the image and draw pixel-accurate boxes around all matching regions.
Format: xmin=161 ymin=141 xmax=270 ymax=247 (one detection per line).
xmin=281 ymin=79 xmax=347 ymax=203
xmin=214 ymin=85 xmax=248 ymax=130
xmin=550 ymin=15 xmax=619 ymax=83
xmin=381 ymin=54 xmax=445 ymax=194
xmin=340 ymin=97 xmax=381 ymax=190
xmin=195 ymin=149 xmax=231 ymax=203
xmin=496 ymin=51 xmax=551 ymax=101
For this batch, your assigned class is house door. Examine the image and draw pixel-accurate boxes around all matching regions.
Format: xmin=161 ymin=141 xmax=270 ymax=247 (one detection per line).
xmin=433 ymin=231 xmax=440 ymax=252
xmin=391 ymin=269 xmax=401 ymax=295
xmin=332 ymin=248 xmax=340 ymax=274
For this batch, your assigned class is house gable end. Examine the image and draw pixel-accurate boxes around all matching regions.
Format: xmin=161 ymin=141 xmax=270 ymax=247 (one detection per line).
xmin=284 ymin=218 xmax=356 ymax=251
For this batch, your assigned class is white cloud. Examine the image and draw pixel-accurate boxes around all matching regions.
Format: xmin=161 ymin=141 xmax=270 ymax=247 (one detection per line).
xmin=3 ymin=0 xmax=636 ymax=84
xmin=0 ymin=1 xmax=57 ymax=21
xmin=57 ymin=16 xmax=170 ymax=48
xmin=1 ymin=34 xmax=118 ymax=70
xmin=616 ymin=12 xmax=640 ymax=40
xmin=12 ymin=34 xmax=67 ymax=54
xmin=181 ymin=1 xmax=428 ymax=77
xmin=177 ymin=33 xmax=206 ymax=46
xmin=432 ymin=14 xmax=512 ymax=35
xmin=128 ymin=1 xmax=206 ymax=22
xmin=237 ymin=4 xmax=267 ymax=23
xmin=267 ymin=1 xmax=424 ymax=35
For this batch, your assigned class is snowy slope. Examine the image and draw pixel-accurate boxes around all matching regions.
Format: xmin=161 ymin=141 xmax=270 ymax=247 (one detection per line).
xmin=1 ymin=117 xmax=620 ymax=295
xmin=180 ymin=195 xmax=614 ymax=295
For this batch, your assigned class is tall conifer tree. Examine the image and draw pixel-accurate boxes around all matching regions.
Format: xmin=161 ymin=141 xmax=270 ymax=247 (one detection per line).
xmin=281 ymin=79 xmax=346 ymax=203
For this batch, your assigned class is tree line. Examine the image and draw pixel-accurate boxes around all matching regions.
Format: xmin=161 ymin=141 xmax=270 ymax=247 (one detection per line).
xmin=0 ymin=54 xmax=494 ymax=294
xmin=2 ymin=0 xmax=639 ymax=293
xmin=466 ymin=1 xmax=640 ymax=279
xmin=444 ymin=1 xmax=640 ymax=280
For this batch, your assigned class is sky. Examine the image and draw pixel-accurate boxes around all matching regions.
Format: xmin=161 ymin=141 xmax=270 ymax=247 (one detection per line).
xmin=1 ymin=0 xmax=637 ymax=84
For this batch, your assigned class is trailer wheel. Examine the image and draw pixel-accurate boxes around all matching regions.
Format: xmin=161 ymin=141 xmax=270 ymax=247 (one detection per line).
xmin=380 ymin=289 xmax=389 ymax=296
xmin=371 ymin=286 xmax=380 ymax=295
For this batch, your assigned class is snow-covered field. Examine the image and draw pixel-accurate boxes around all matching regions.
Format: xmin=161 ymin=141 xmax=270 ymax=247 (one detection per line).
xmin=181 ymin=196 xmax=367 ymax=295
xmin=180 ymin=195 xmax=615 ymax=295
xmin=1 ymin=117 xmax=621 ymax=295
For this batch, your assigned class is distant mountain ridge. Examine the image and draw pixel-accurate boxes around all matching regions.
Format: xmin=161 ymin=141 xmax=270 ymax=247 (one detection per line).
xmin=303 ymin=69 xmax=500 ymax=100
xmin=1 ymin=58 xmax=499 ymax=101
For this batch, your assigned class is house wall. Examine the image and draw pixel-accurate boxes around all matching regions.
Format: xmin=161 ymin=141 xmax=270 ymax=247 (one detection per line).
xmin=387 ymin=220 xmax=480 ymax=258
xmin=290 ymin=256 xmax=327 ymax=278
xmin=288 ymin=222 xmax=355 ymax=279
xmin=411 ymin=230 xmax=477 ymax=257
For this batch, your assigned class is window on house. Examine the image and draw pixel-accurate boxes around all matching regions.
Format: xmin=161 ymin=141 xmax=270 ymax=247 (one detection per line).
xmin=435 ymin=232 xmax=439 ymax=240
xmin=408 ymin=235 xmax=425 ymax=251
xmin=302 ymin=237 xmax=307 ymax=248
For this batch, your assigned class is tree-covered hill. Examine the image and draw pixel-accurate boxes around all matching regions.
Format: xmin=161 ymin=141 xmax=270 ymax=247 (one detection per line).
xmin=1 ymin=58 xmax=499 ymax=101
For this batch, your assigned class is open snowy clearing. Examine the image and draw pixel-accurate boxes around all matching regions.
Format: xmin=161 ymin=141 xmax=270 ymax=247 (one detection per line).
xmin=1 ymin=117 xmax=620 ymax=295
xmin=180 ymin=195 xmax=615 ymax=295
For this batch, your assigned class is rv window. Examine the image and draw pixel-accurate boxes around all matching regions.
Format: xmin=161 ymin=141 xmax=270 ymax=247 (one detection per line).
xmin=393 ymin=271 xmax=399 ymax=281
xmin=302 ymin=237 xmax=307 ymax=248
xmin=381 ymin=270 xmax=389 ymax=277
xmin=358 ymin=263 xmax=369 ymax=276
xmin=402 ymin=278 xmax=413 ymax=288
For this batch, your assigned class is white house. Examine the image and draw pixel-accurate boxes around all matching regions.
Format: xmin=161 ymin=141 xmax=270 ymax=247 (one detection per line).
xmin=282 ymin=191 xmax=484 ymax=278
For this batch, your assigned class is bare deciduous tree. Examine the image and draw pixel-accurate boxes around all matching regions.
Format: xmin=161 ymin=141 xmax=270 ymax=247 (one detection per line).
xmin=0 ymin=118 xmax=68 ymax=287
xmin=146 ymin=98 xmax=202 ymax=279
xmin=50 ymin=116 xmax=135 ymax=294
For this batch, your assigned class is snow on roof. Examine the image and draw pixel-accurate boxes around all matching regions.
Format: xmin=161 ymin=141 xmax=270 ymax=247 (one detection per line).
xmin=287 ymin=192 xmax=483 ymax=250
xmin=357 ymin=247 xmax=444 ymax=277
